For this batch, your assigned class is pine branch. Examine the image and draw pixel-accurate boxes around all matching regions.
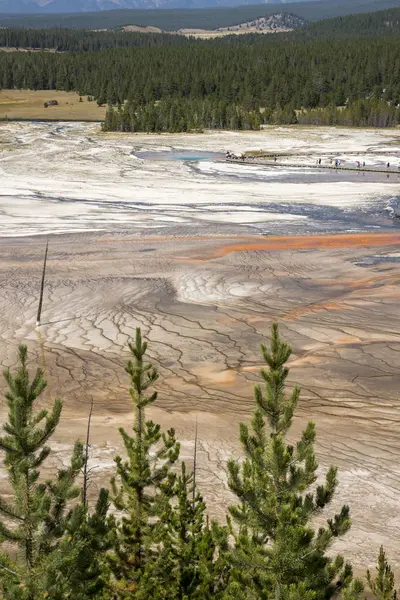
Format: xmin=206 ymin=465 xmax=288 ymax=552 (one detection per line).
xmin=0 ymin=562 xmax=18 ymax=577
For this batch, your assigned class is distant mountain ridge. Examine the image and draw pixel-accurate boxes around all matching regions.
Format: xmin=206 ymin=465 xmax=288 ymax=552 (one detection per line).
xmin=0 ymin=0 xmax=320 ymax=12
xmin=1 ymin=0 xmax=399 ymax=29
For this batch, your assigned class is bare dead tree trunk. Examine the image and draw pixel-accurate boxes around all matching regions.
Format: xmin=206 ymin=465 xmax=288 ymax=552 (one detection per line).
xmin=83 ymin=397 xmax=94 ymax=507
xmin=36 ymin=239 xmax=49 ymax=326
xmin=192 ymin=417 xmax=198 ymax=507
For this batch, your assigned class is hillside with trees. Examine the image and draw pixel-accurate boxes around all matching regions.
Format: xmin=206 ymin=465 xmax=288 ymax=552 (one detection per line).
xmin=1 ymin=7 xmax=399 ymax=49
xmin=0 ymin=323 xmax=395 ymax=599
xmin=300 ymin=6 xmax=400 ymax=37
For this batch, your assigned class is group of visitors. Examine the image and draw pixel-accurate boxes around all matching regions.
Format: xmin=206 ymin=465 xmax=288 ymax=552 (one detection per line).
xmin=225 ymin=150 xmax=399 ymax=172
xmin=225 ymin=150 xmax=245 ymax=161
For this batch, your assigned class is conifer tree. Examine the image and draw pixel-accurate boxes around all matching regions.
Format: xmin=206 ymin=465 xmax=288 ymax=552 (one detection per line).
xmin=109 ymin=328 xmax=180 ymax=598
xmin=166 ymin=462 xmax=208 ymax=598
xmin=158 ymin=461 xmax=229 ymax=599
xmin=340 ymin=580 xmax=364 ymax=600
xmin=226 ymin=324 xmax=359 ymax=600
xmin=0 ymin=345 xmax=85 ymax=600
xmin=367 ymin=546 xmax=397 ymax=600
xmin=42 ymin=488 xmax=111 ymax=600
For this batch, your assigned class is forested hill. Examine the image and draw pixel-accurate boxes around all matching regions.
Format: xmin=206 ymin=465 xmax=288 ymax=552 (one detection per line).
xmin=1 ymin=6 xmax=400 ymax=50
xmin=301 ymin=6 xmax=400 ymax=37
xmin=1 ymin=0 xmax=400 ymax=29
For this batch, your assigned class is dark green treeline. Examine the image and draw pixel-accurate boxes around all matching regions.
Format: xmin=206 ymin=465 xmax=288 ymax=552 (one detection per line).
xmin=0 ymin=27 xmax=189 ymax=52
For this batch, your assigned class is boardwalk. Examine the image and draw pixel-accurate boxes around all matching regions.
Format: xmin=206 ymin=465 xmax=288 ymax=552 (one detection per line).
xmin=225 ymin=157 xmax=400 ymax=175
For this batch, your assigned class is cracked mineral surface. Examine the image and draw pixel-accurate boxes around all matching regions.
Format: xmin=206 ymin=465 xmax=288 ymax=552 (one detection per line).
xmin=0 ymin=121 xmax=399 ymax=570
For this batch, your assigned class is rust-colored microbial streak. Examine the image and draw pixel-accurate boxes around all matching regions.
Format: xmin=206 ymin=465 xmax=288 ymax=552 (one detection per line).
xmin=97 ymin=232 xmax=400 ymax=260
xmin=206 ymin=232 xmax=400 ymax=259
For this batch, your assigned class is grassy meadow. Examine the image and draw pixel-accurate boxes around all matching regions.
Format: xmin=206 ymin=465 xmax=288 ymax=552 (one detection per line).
xmin=0 ymin=90 xmax=106 ymax=121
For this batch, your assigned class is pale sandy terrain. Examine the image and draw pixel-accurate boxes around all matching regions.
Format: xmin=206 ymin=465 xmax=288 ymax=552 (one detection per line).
xmin=0 ymin=48 xmax=58 ymax=53
xmin=176 ymin=27 xmax=290 ymax=38
xmin=0 ymin=122 xmax=399 ymax=576
xmin=120 ymin=24 xmax=290 ymax=38
xmin=122 ymin=24 xmax=163 ymax=33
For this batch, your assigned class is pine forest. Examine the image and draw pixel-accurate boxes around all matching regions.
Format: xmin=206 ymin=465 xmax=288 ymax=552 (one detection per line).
xmin=0 ymin=8 xmax=399 ymax=131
